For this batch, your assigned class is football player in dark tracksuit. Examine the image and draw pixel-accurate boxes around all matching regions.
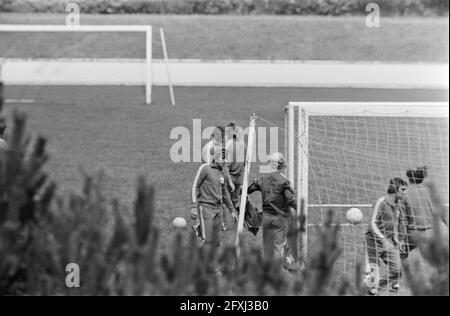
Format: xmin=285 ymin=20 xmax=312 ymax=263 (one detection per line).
xmin=247 ymin=152 xmax=297 ymax=262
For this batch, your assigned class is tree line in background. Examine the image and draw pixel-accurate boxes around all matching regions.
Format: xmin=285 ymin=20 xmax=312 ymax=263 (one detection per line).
xmin=0 ymin=0 xmax=448 ymax=16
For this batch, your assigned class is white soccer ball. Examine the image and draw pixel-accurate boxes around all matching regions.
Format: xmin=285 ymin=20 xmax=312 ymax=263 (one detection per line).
xmin=346 ymin=208 xmax=363 ymax=225
xmin=172 ymin=217 xmax=187 ymax=229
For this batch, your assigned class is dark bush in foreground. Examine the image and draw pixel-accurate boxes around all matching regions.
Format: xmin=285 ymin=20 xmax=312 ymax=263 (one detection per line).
xmin=0 ymin=0 xmax=448 ymax=16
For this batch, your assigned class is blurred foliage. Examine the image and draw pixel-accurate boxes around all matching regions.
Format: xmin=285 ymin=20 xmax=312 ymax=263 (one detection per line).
xmin=0 ymin=111 xmax=448 ymax=295
xmin=0 ymin=0 xmax=448 ymax=16
xmin=402 ymin=180 xmax=449 ymax=296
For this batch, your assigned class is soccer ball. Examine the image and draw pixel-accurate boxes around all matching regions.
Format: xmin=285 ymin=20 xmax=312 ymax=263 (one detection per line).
xmin=346 ymin=208 xmax=363 ymax=224
xmin=172 ymin=217 xmax=187 ymax=229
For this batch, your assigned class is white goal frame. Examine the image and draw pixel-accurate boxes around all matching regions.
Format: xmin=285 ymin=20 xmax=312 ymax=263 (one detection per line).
xmin=284 ymin=101 xmax=449 ymax=261
xmin=0 ymin=24 xmax=153 ymax=104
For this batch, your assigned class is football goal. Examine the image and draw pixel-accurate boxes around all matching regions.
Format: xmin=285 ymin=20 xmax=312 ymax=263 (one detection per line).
xmin=0 ymin=24 xmax=153 ymax=104
xmin=284 ymin=102 xmax=449 ymax=282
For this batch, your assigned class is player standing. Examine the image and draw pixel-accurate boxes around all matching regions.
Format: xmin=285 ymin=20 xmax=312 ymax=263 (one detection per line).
xmin=401 ymin=167 xmax=449 ymax=259
xmin=191 ymin=150 xmax=238 ymax=247
xmin=224 ymin=122 xmax=246 ymax=210
xmin=364 ymin=178 xmax=408 ymax=295
xmin=202 ymin=125 xmax=235 ymax=231
xmin=247 ymin=152 xmax=297 ymax=263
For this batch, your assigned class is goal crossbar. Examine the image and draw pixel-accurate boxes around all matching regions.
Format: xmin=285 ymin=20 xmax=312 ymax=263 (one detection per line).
xmin=0 ymin=24 xmax=153 ymax=104
xmin=287 ymin=102 xmax=449 ymax=117
xmin=0 ymin=25 xmax=150 ymax=32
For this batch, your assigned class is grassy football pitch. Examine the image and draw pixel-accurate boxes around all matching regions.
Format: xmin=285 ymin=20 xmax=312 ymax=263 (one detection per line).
xmin=3 ymin=85 xmax=449 ymax=295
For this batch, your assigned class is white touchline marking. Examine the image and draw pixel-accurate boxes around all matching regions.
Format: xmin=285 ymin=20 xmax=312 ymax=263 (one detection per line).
xmin=4 ymin=99 xmax=35 ymax=104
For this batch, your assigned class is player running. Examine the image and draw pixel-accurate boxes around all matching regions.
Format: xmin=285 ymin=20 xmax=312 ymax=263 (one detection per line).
xmin=364 ymin=177 xmax=408 ymax=295
xmin=191 ymin=149 xmax=238 ymax=247
xmin=247 ymin=152 xmax=297 ymax=263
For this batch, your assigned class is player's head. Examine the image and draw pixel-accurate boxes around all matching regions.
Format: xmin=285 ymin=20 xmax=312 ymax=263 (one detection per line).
xmin=406 ymin=166 xmax=428 ymax=184
xmin=227 ymin=122 xmax=245 ymax=143
xmin=225 ymin=121 xmax=238 ymax=140
xmin=388 ymin=177 xmax=408 ymax=197
xmin=212 ymin=126 xmax=225 ymax=144
xmin=269 ymin=152 xmax=286 ymax=171
xmin=0 ymin=116 xmax=6 ymax=137
xmin=212 ymin=146 xmax=225 ymax=167
xmin=234 ymin=125 xmax=244 ymax=142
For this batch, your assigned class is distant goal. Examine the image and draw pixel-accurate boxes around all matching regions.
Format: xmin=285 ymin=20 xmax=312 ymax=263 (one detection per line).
xmin=0 ymin=24 xmax=153 ymax=104
xmin=284 ymin=102 xmax=449 ymax=283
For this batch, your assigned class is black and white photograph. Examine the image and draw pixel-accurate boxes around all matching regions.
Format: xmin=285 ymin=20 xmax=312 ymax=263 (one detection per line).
xmin=0 ymin=0 xmax=448 ymax=301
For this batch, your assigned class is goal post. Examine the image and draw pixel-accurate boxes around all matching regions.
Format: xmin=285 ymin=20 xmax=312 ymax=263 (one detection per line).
xmin=236 ymin=113 xmax=257 ymax=258
xmin=0 ymin=24 xmax=153 ymax=104
xmin=285 ymin=101 xmax=449 ymax=276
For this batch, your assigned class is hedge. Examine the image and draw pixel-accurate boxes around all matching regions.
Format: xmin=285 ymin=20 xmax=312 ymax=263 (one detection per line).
xmin=0 ymin=0 xmax=448 ymax=15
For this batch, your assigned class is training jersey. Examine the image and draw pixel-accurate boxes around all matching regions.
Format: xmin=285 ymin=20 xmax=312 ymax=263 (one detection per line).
xmin=192 ymin=163 xmax=234 ymax=211
xmin=368 ymin=196 xmax=405 ymax=241
xmin=247 ymin=172 xmax=297 ymax=217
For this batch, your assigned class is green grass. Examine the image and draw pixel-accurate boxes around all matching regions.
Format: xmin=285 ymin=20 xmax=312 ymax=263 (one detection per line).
xmin=0 ymin=14 xmax=448 ymax=61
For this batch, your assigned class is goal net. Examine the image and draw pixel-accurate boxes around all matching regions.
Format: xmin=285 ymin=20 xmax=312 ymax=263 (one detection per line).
xmin=285 ymin=102 xmax=449 ymax=293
